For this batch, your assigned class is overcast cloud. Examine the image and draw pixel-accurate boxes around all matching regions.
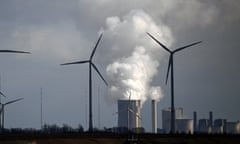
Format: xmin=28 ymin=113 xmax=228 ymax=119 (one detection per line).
xmin=0 ymin=0 xmax=239 ymax=131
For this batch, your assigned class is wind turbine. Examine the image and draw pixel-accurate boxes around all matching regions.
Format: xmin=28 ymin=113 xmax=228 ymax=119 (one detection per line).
xmin=61 ymin=33 xmax=108 ymax=132
xmin=0 ymin=49 xmax=29 ymax=130
xmin=147 ymin=32 xmax=201 ymax=133
xmin=0 ymin=98 xmax=24 ymax=130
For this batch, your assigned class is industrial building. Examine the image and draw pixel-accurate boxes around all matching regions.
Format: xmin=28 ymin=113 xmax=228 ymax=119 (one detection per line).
xmin=193 ymin=111 xmax=240 ymax=134
xmin=117 ymin=100 xmax=141 ymax=130
xmin=225 ymin=121 xmax=240 ymax=134
xmin=162 ymin=107 xmax=193 ymax=134
xmin=198 ymin=119 xmax=211 ymax=133
xmin=212 ymin=119 xmax=227 ymax=134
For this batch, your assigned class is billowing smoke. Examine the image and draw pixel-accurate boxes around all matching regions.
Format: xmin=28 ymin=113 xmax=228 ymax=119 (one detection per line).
xmin=102 ymin=10 xmax=173 ymax=104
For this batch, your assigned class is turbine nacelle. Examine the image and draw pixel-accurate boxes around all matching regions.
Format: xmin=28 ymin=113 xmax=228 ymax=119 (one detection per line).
xmin=60 ymin=33 xmax=107 ymax=132
xmin=60 ymin=33 xmax=107 ymax=86
xmin=147 ymin=32 xmax=201 ymax=133
xmin=147 ymin=32 xmax=202 ymax=84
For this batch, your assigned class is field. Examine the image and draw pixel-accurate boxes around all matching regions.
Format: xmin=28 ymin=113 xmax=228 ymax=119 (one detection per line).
xmin=0 ymin=133 xmax=240 ymax=144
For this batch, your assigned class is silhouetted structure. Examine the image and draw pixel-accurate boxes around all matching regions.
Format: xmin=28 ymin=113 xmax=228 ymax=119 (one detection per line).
xmin=193 ymin=111 xmax=197 ymax=133
xmin=0 ymin=91 xmax=6 ymax=129
xmin=0 ymin=98 xmax=24 ymax=130
xmin=147 ymin=32 xmax=201 ymax=133
xmin=0 ymin=50 xmax=29 ymax=131
xmin=162 ymin=108 xmax=193 ymax=134
xmin=61 ymin=33 xmax=108 ymax=132
xmin=151 ymin=100 xmax=157 ymax=133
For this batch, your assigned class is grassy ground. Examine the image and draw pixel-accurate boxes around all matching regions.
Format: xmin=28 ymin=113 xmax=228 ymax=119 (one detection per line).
xmin=0 ymin=133 xmax=239 ymax=144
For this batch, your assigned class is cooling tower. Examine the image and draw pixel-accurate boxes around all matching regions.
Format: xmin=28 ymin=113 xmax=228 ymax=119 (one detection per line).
xmin=118 ymin=100 xmax=141 ymax=130
xmin=176 ymin=119 xmax=193 ymax=134
xmin=162 ymin=107 xmax=183 ymax=133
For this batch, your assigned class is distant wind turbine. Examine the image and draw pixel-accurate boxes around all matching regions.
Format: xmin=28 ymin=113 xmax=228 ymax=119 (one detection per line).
xmin=61 ymin=33 xmax=108 ymax=132
xmin=147 ymin=32 xmax=201 ymax=133
xmin=0 ymin=98 xmax=24 ymax=130
xmin=0 ymin=50 xmax=29 ymax=131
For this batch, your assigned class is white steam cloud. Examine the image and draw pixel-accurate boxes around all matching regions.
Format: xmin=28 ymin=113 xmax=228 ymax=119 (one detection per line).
xmin=103 ymin=10 xmax=173 ymax=104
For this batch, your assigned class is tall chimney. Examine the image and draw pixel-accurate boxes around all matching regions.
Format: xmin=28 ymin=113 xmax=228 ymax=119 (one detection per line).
xmin=193 ymin=111 xmax=197 ymax=133
xmin=152 ymin=99 xmax=157 ymax=133
xmin=209 ymin=111 xmax=213 ymax=127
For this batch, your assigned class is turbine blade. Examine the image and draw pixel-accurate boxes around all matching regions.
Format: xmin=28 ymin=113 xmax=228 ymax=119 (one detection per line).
xmin=113 ymin=108 xmax=128 ymax=115
xmin=128 ymin=108 xmax=142 ymax=120
xmin=136 ymin=114 xmax=142 ymax=120
xmin=166 ymin=55 xmax=172 ymax=85
xmin=112 ymin=111 xmax=118 ymax=115
xmin=128 ymin=91 xmax=131 ymax=108
xmin=147 ymin=32 xmax=171 ymax=53
xmin=128 ymin=108 xmax=134 ymax=113
xmin=0 ymin=50 xmax=30 ymax=54
xmin=4 ymin=98 xmax=24 ymax=105
xmin=128 ymin=91 xmax=131 ymax=102
xmin=91 ymin=63 xmax=108 ymax=86
xmin=60 ymin=60 xmax=89 ymax=66
xmin=90 ymin=33 xmax=103 ymax=60
xmin=0 ymin=91 xmax=6 ymax=97
xmin=173 ymin=41 xmax=202 ymax=53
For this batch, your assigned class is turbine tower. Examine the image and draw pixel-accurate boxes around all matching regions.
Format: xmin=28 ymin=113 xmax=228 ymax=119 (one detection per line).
xmin=0 ymin=98 xmax=24 ymax=130
xmin=147 ymin=32 xmax=201 ymax=133
xmin=61 ymin=33 xmax=108 ymax=132
xmin=0 ymin=91 xmax=5 ymax=129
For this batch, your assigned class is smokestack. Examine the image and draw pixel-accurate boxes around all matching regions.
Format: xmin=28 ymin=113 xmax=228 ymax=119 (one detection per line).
xmin=152 ymin=99 xmax=157 ymax=133
xmin=193 ymin=111 xmax=197 ymax=133
xmin=209 ymin=111 xmax=213 ymax=127
xmin=135 ymin=100 xmax=141 ymax=128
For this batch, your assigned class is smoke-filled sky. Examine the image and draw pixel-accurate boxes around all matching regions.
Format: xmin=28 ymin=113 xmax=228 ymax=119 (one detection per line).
xmin=0 ymin=0 xmax=239 ymax=131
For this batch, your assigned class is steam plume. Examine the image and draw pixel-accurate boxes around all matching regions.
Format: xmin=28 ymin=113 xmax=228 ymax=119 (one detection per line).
xmin=102 ymin=10 xmax=173 ymax=104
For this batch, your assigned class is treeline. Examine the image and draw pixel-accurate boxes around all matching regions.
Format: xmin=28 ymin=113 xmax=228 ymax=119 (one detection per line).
xmin=1 ymin=124 xmax=84 ymax=134
xmin=0 ymin=124 xmax=146 ymax=134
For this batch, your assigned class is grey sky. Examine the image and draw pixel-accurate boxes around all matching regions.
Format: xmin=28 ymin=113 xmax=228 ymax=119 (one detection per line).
xmin=0 ymin=0 xmax=239 ymax=132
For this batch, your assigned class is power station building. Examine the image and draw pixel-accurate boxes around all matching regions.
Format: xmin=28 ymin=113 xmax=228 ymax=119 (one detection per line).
xmin=118 ymin=100 xmax=141 ymax=130
xmin=162 ymin=107 xmax=193 ymax=134
xmin=225 ymin=121 xmax=240 ymax=134
xmin=193 ymin=111 xmax=240 ymax=134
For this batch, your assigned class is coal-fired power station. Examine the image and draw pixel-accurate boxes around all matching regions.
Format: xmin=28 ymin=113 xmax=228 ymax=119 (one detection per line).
xmin=118 ymin=100 xmax=141 ymax=130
